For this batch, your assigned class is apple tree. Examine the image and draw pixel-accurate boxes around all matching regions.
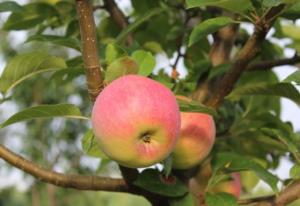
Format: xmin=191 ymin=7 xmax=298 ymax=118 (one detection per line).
xmin=0 ymin=0 xmax=300 ymax=205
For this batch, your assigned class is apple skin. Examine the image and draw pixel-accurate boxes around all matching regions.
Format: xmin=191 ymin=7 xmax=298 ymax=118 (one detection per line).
xmin=211 ymin=173 xmax=241 ymax=198
xmin=91 ymin=75 xmax=180 ymax=168
xmin=172 ymin=112 xmax=216 ymax=169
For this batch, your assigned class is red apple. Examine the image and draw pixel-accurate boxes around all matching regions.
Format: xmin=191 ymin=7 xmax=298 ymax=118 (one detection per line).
xmin=172 ymin=112 xmax=216 ymax=169
xmin=91 ymin=75 xmax=180 ymax=168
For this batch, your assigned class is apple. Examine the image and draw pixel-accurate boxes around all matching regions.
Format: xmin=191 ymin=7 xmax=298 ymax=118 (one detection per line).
xmin=189 ymin=161 xmax=241 ymax=205
xmin=210 ymin=172 xmax=241 ymax=198
xmin=91 ymin=75 xmax=180 ymax=168
xmin=172 ymin=112 xmax=216 ymax=169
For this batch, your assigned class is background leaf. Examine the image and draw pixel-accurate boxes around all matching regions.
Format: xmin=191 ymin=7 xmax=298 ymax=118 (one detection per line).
xmin=0 ymin=104 xmax=88 ymax=129
xmin=227 ymin=82 xmax=300 ymax=105
xmin=0 ymin=1 xmax=22 ymax=12
xmin=189 ymin=17 xmax=236 ymax=46
xmin=3 ymin=2 xmax=58 ymax=30
xmin=26 ymin=35 xmax=81 ymax=51
xmin=116 ymin=7 xmax=165 ymax=43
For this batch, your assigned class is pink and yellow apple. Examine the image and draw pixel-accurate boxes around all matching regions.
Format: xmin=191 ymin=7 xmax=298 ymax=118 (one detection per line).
xmin=91 ymin=75 xmax=180 ymax=168
xmin=172 ymin=112 xmax=216 ymax=169
xmin=210 ymin=172 xmax=241 ymax=198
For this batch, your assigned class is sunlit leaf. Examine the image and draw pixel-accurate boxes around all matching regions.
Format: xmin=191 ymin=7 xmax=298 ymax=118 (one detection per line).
xmin=283 ymin=70 xmax=300 ymax=85
xmin=132 ymin=50 xmax=156 ymax=76
xmin=0 ymin=52 xmax=67 ymax=94
xmin=81 ymin=129 xmax=109 ymax=159
xmin=104 ymin=57 xmax=139 ymax=83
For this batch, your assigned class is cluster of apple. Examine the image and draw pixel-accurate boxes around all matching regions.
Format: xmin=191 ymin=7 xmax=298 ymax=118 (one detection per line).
xmin=91 ymin=75 xmax=215 ymax=169
xmin=91 ymin=75 xmax=241 ymax=199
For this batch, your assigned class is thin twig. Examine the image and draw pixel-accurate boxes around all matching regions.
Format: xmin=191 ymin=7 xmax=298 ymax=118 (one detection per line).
xmin=247 ymin=53 xmax=300 ymax=71
xmin=103 ymin=0 xmax=133 ymax=46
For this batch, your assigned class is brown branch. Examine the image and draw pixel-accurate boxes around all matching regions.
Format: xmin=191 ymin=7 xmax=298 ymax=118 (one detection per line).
xmin=207 ymin=4 xmax=286 ymax=108
xmin=76 ymin=0 xmax=103 ymax=101
xmin=275 ymin=179 xmax=300 ymax=206
xmin=0 ymin=145 xmax=128 ymax=191
xmin=238 ymin=180 xmax=300 ymax=206
xmin=247 ymin=54 xmax=300 ymax=71
xmin=103 ymin=0 xmax=133 ymax=46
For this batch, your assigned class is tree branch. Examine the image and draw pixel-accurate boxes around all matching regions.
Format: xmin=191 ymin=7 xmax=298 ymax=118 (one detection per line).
xmin=247 ymin=54 xmax=300 ymax=71
xmin=0 ymin=145 xmax=128 ymax=191
xmin=76 ymin=0 xmax=103 ymax=101
xmin=207 ymin=4 xmax=286 ymax=108
xmin=103 ymin=0 xmax=134 ymax=46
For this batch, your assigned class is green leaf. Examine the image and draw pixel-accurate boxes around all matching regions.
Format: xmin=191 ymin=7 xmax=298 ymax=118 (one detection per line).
xmin=0 ymin=104 xmax=88 ymax=129
xmin=205 ymin=193 xmax=238 ymax=206
xmin=162 ymin=155 xmax=173 ymax=177
xmin=132 ymin=50 xmax=156 ymax=76
xmin=104 ymin=57 xmax=139 ymax=83
xmin=283 ymin=70 xmax=300 ymax=85
xmin=177 ymin=98 xmax=217 ymax=116
xmin=116 ymin=7 xmax=165 ymax=44
xmin=189 ymin=17 xmax=236 ymax=46
xmin=169 ymin=193 xmax=194 ymax=206
xmin=263 ymin=0 xmax=283 ymax=7
xmin=260 ymin=128 xmax=300 ymax=162
xmin=227 ymin=82 xmax=300 ymax=105
xmin=3 ymin=2 xmax=58 ymax=30
xmin=186 ymin=0 xmax=253 ymax=15
xmin=212 ymin=152 xmax=279 ymax=191
xmin=281 ymin=25 xmax=300 ymax=41
xmin=290 ymin=164 xmax=300 ymax=180
xmin=133 ymin=169 xmax=188 ymax=197
xmin=0 ymin=52 xmax=66 ymax=94
xmin=26 ymin=35 xmax=81 ymax=51
xmin=105 ymin=43 xmax=127 ymax=65
xmin=81 ymin=129 xmax=109 ymax=159
xmin=143 ymin=41 xmax=163 ymax=53
xmin=0 ymin=1 xmax=22 ymax=12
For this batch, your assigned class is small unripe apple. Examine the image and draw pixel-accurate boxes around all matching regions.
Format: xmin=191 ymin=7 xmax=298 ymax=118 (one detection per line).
xmin=211 ymin=173 xmax=241 ymax=198
xmin=189 ymin=161 xmax=241 ymax=205
xmin=172 ymin=112 xmax=216 ymax=169
xmin=91 ymin=75 xmax=180 ymax=168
